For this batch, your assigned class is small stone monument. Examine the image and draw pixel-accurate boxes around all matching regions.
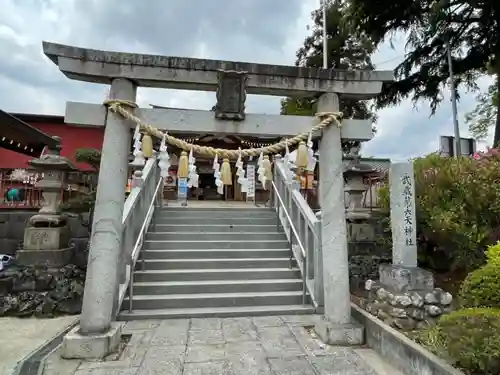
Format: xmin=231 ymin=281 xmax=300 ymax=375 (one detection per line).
xmin=362 ymin=162 xmax=453 ymax=330
xmin=17 ymin=136 xmax=77 ymax=268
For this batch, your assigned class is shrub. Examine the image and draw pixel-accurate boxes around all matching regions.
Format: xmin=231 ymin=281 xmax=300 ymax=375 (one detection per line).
xmin=486 ymin=241 xmax=500 ymax=266
xmin=415 ymin=308 xmax=500 ymax=374
xmin=378 ymin=151 xmax=500 ymax=272
xmin=459 ymin=264 xmax=500 ymax=308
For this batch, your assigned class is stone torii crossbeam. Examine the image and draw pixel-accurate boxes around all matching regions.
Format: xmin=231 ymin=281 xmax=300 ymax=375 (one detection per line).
xmin=42 ymin=41 xmax=393 ymax=358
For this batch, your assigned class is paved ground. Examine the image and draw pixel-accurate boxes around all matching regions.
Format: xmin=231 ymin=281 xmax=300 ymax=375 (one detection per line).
xmin=42 ymin=315 xmax=402 ymax=375
xmin=0 ymin=315 xmax=78 ymax=375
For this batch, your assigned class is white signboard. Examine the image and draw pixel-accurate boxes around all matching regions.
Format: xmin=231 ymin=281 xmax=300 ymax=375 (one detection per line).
xmin=246 ymin=165 xmax=256 ymax=200
xmin=177 ymin=177 xmax=188 ymax=199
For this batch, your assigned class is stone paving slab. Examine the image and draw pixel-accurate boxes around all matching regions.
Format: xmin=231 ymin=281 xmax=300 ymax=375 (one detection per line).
xmin=42 ymin=315 xmax=403 ymax=375
xmin=0 ymin=315 xmax=78 ymax=375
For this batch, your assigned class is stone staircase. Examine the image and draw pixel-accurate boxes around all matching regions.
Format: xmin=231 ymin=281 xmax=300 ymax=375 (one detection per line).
xmin=118 ymin=206 xmax=314 ymax=320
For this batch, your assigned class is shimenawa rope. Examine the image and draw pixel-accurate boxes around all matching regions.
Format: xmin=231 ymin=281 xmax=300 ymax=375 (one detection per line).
xmin=103 ymin=99 xmax=342 ymax=159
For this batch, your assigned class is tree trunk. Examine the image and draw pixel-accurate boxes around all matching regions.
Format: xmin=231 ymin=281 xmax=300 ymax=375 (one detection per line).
xmin=494 ymin=74 xmax=500 ymax=147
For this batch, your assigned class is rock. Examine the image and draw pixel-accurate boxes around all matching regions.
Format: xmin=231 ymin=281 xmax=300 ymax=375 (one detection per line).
xmin=0 ymin=276 xmax=13 ymax=295
xmin=371 ymin=302 xmax=388 ymax=312
xmin=439 ymin=292 xmax=453 ymax=306
xmin=393 ymin=318 xmax=416 ymax=331
xmin=425 ymin=305 xmax=442 ymax=317
xmin=389 ymin=307 xmax=407 ymax=318
xmin=376 ymin=288 xmax=389 ymax=301
xmin=365 ymin=279 xmax=376 ymax=291
xmin=35 ymin=298 xmax=56 ymax=317
xmin=57 ymin=298 xmax=82 ymax=315
xmin=424 ymin=292 xmax=438 ymax=304
xmin=410 ymin=292 xmax=424 ymax=307
xmin=0 ymin=295 xmax=19 ymax=315
xmin=364 ymin=303 xmax=374 ymax=314
xmin=407 ymin=308 xmax=425 ymax=321
xmin=394 ymin=294 xmax=412 ymax=307
xmin=35 ymin=273 xmax=54 ymax=291
xmin=0 ymin=264 xmax=85 ymax=318
xmin=377 ymin=309 xmax=390 ymax=320
xmin=12 ymin=278 xmax=36 ymax=292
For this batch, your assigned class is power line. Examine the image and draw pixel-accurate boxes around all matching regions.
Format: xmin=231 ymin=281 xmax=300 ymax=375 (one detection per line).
xmin=372 ymin=54 xmax=405 ymax=67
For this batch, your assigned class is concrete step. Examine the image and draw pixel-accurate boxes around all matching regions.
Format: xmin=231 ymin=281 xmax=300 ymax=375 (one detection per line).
xmin=141 ymin=248 xmax=292 ymax=260
xmin=118 ymin=305 xmax=315 ymax=320
xmin=156 ymin=209 xmax=276 ymax=219
xmin=152 ymin=224 xmax=281 ymax=233
xmin=154 ymin=217 xmax=279 ymax=225
xmin=145 ymin=232 xmax=287 ymax=241
xmin=133 ymin=268 xmax=301 ymax=282
xmin=143 ymin=240 xmax=289 ymax=250
xmin=137 ymin=258 xmax=295 ymax=270
xmin=121 ymin=291 xmax=309 ymax=310
xmin=131 ymin=279 xmax=303 ymax=295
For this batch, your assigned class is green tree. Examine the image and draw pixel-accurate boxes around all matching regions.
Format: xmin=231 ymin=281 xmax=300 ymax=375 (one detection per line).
xmin=281 ymin=0 xmax=377 ymax=153
xmin=465 ymin=79 xmax=499 ymax=142
xmin=345 ymin=0 xmax=500 ymax=144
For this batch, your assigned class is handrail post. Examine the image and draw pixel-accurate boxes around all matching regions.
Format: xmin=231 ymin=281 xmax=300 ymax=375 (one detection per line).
xmin=276 ymin=204 xmax=281 ymax=232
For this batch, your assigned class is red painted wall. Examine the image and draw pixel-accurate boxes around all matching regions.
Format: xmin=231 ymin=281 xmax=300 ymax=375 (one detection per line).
xmin=0 ymin=123 xmax=104 ymax=171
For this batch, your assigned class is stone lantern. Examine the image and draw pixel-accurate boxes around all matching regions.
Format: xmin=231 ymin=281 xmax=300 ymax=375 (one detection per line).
xmin=343 ymin=147 xmax=382 ymax=220
xmin=17 ymin=136 xmax=77 ymax=268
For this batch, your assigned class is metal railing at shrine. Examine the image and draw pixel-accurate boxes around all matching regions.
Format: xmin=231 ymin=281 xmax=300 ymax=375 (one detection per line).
xmin=116 ymin=157 xmax=164 ymax=314
xmin=270 ymin=160 xmax=324 ymax=309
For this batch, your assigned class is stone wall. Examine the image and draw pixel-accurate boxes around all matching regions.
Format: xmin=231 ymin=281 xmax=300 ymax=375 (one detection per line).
xmin=347 ymin=213 xmax=391 ymax=290
xmin=0 ymin=211 xmax=90 ymax=317
xmin=0 ymin=211 xmax=90 ymax=268
xmin=360 ymin=280 xmax=453 ymax=331
xmin=0 ymin=264 xmax=85 ymax=317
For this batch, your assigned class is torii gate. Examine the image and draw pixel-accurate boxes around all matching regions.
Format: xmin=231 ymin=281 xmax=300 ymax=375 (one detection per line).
xmin=42 ymin=41 xmax=393 ymax=358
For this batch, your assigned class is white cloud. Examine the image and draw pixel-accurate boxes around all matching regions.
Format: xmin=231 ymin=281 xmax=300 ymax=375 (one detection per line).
xmin=0 ymin=0 xmax=492 ymax=160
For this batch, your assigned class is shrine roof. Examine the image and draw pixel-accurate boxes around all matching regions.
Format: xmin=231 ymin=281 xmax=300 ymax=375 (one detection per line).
xmin=0 ymin=109 xmax=60 ymax=157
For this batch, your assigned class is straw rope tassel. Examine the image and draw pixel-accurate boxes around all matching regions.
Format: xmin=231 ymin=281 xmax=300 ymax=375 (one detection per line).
xmin=295 ymin=141 xmax=308 ymax=169
xmin=177 ymin=151 xmax=189 ymax=178
xmin=141 ymin=133 xmax=153 ymax=158
xmin=220 ymin=158 xmax=232 ymax=186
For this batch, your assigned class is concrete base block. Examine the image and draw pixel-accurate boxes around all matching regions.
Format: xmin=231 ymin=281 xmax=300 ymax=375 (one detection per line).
xmin=61 ymin=322 xmax=122 ymax=359
xmin=379 ymin=264 xmax=434 ymax=293
xmin=16 ymin=247 xmax=74 ymax=268
xmin=315 ymin=318 xmax=364 ymax=346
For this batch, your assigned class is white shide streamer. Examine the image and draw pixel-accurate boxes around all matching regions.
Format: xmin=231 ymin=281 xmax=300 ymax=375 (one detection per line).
xmin=131 ymin=124 xmax=146 ymax=167
xmin=213 ymin=155 xmax=223 ymax=195
xmin=257 ymin=149 xmax=266 ymax=186
xmin=187 ymin=149 xmax=199 ymax=188
xmin=235 ymin=148 xmax=248 ymax=193
xmin=158 ymin=132 xmax=171 ymax=178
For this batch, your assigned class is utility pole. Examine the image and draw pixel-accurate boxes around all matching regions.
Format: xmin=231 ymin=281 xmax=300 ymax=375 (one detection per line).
xmin=322 ymin=0 xmax=328 ymax=68
xmin=446 ymin=38 xmax=461 ymax=157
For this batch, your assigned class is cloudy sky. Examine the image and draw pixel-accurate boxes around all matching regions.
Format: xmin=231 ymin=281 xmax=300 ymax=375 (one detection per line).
xmin=0 ymin=0 xmax=493 ymax=161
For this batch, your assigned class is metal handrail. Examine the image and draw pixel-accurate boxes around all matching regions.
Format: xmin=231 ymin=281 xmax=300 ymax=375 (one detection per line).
xmin=270 ymin=180 xmax=309 ymax=305
xmin=126 ymin=176 xmax=163 ymax=312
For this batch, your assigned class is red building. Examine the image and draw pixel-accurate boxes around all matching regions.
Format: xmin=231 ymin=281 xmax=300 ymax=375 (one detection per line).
xmin=0 ymin=113 xmax=104 ymax=171
xmin=0 ymin=112 xmax=104 ymax=208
